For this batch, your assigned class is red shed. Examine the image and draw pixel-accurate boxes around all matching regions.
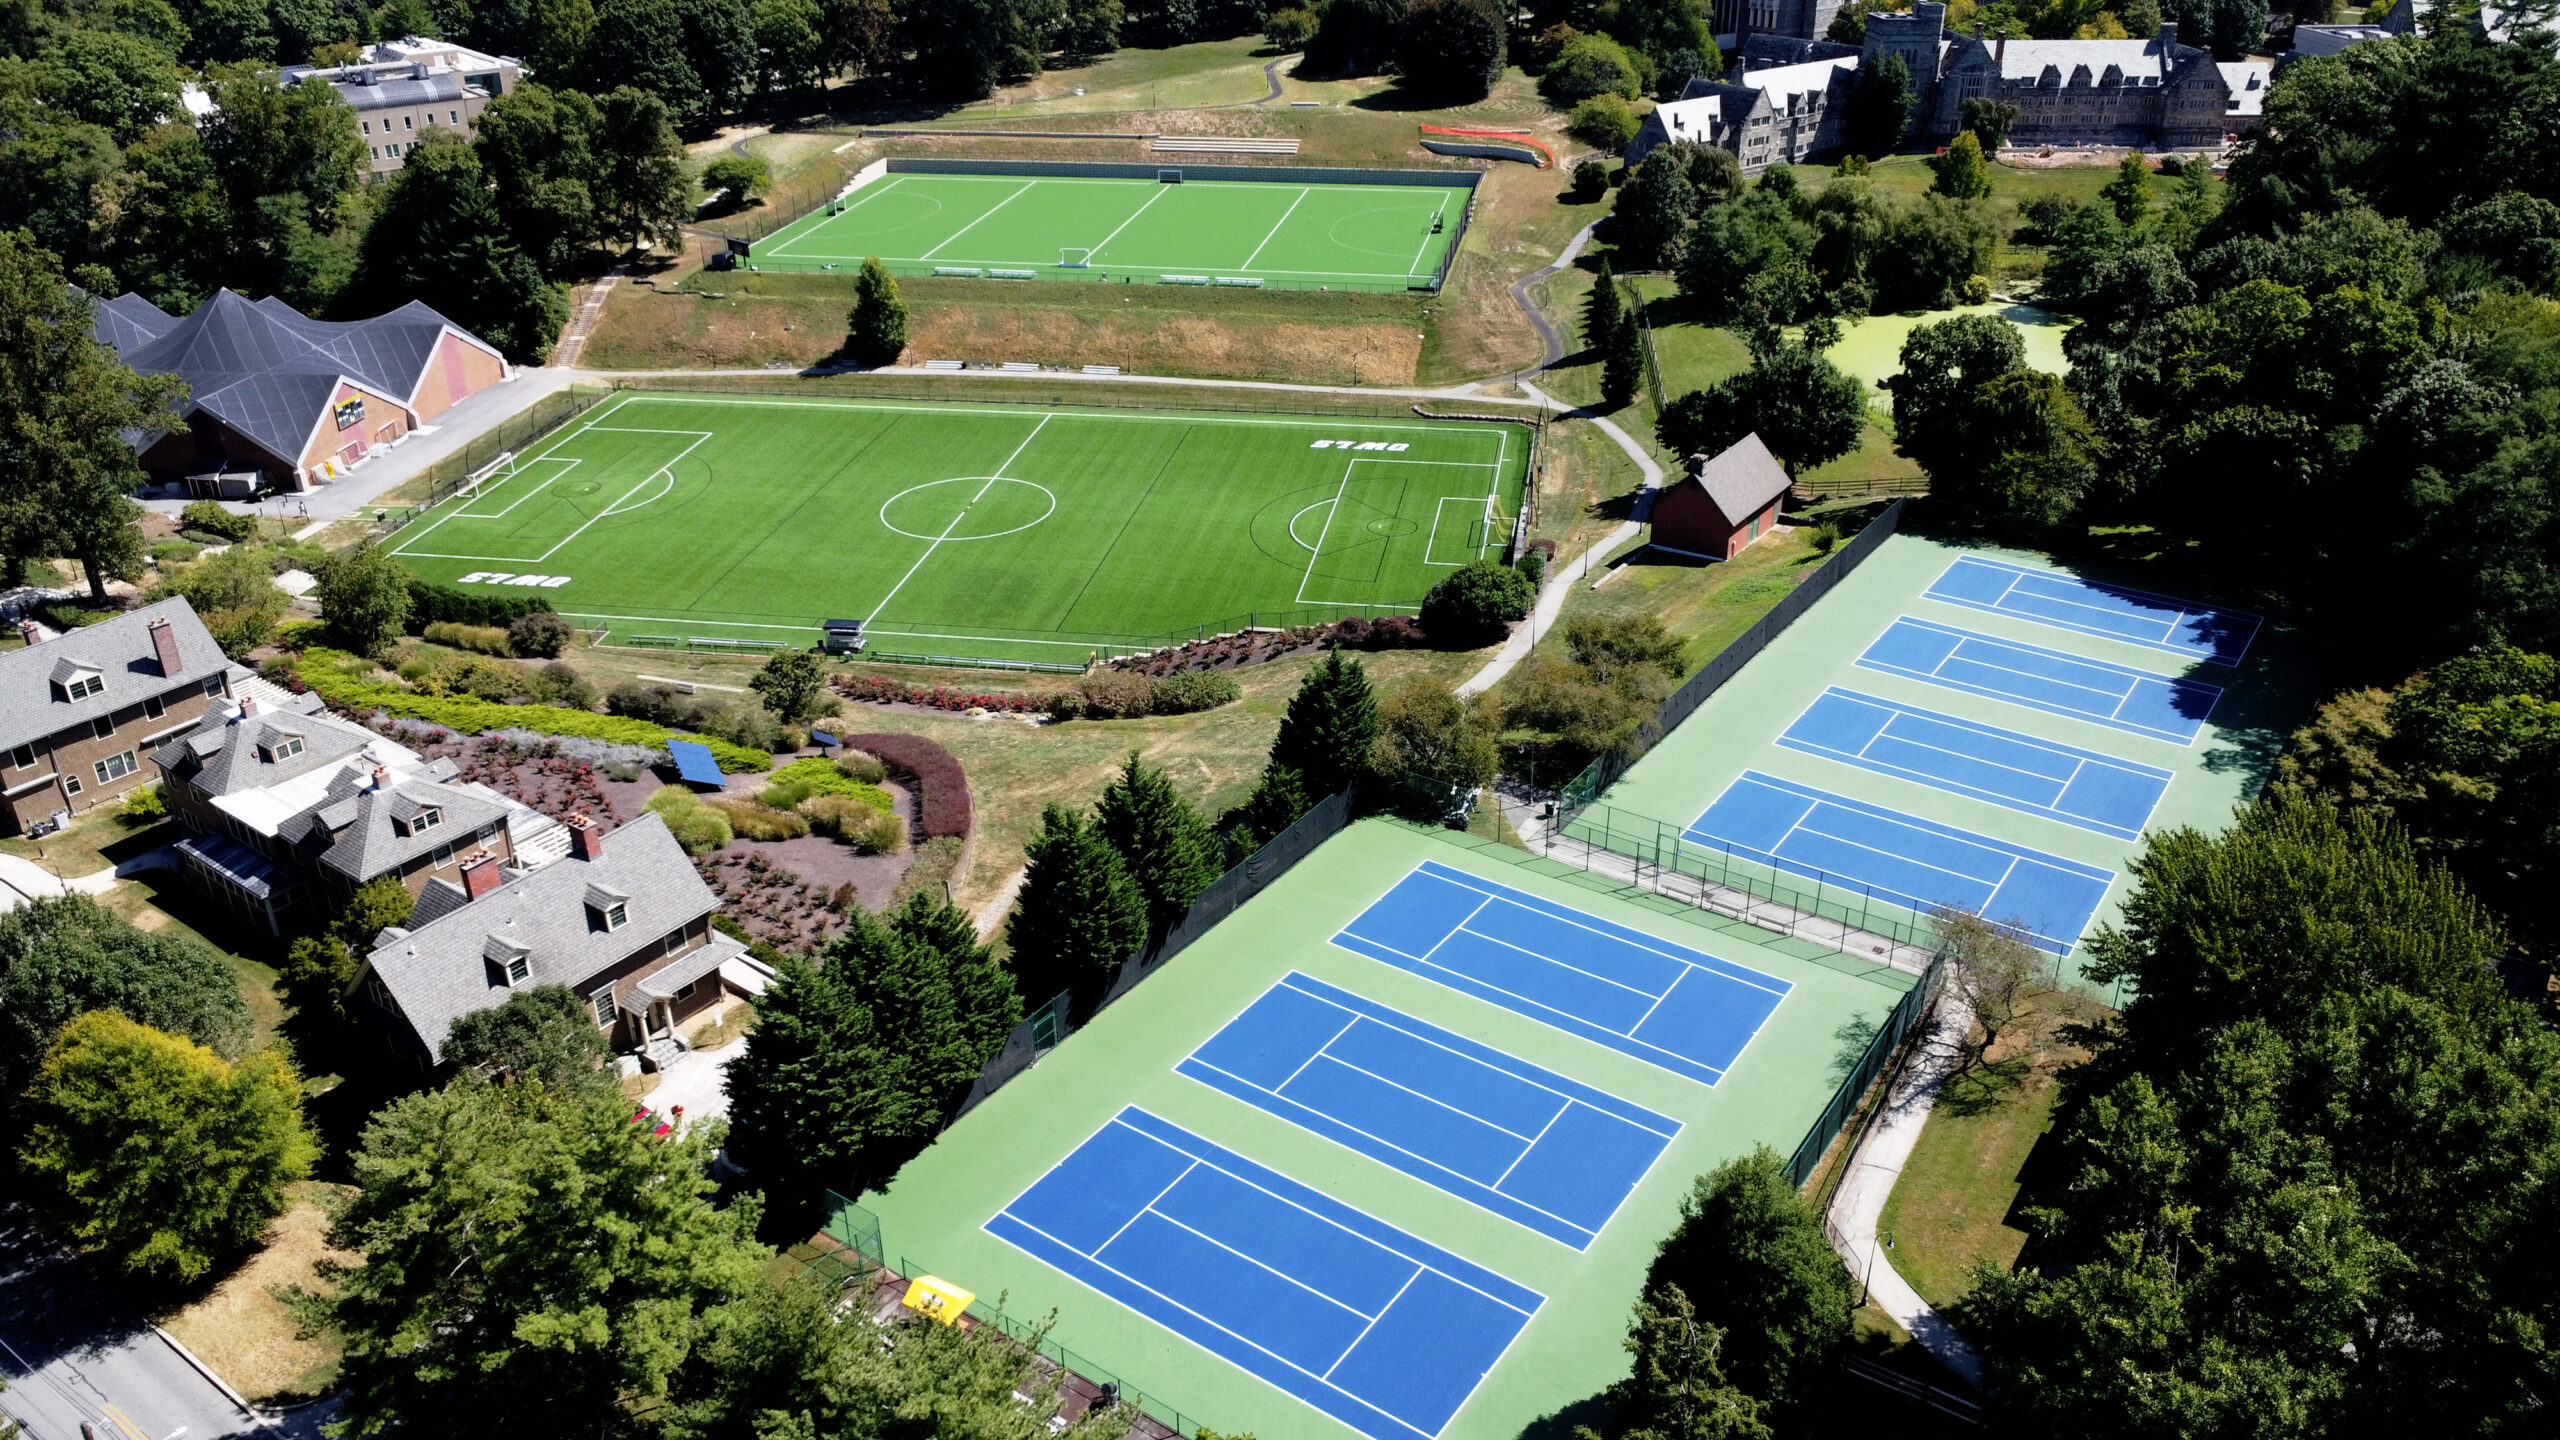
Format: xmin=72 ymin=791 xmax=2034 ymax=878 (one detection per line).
xmin=1650 ymin=433 xmax=1792 ymax=561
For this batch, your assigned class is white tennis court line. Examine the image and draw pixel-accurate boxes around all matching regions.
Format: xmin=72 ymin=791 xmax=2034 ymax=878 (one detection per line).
xmin=917 ymin=181 xmax=1037 ymax=260
xmin=1993 ymin=566 xmax=2196 ymax=645
xmin=1302 ymin=1034 xmax=1550 ymax=1146
xmin=1239 ymin=187 xmax=1311 ymax=270
xmin=1484 ymin=1105 xmax=1570 ymax=1192
xmin=866 ymin=413 xmax=1054 ymax=622
xmin=1097 ymin=1160 xmax=1201 ymax=1254
xmin=1321 ymin=1269 xmax=1424 ymax=1382
xmin=1419 ymin=865 xmax=1793 ymax=1000
xmin=1275 ymin=1015 xmax=1363 ymax=1092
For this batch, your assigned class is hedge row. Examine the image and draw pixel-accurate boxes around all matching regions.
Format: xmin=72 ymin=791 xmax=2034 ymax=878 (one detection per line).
xmin=837 ymin=732 xmax=971 ymax=840
xmin=408 ymin=579 xmax=558 ymax=630
xmin=297 ymin=648 xmax=771 ymax=772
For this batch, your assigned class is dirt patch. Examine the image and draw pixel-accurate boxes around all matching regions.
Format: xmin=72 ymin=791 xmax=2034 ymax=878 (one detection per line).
xmin=156 ymin=1183 xmax=356 ymax=1404
xmin=908 ymin=306 xmax=1424 ymax=386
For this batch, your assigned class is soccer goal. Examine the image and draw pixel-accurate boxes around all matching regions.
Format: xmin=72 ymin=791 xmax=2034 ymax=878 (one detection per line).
xmin=459 ymin=450 xmax=514 ymax=498
xmin=1059 ymin=248 xmax=1093 ymax=269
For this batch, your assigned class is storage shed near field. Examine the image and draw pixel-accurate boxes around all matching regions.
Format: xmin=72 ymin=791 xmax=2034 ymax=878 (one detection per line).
xmin=1651 ymin=433 xmax=1793 ymax=561
xmin=93 ymin=289 xmax=509 ymax=494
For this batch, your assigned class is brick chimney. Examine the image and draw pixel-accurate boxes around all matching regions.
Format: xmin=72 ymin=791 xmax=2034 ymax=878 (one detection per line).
xmin=240 ymin=693 xmax=261 ymax=717
xmin=461 ymin=850 xmax=504 ymax=900
xmin=17 ymin=619 xmax=40 ymax=647
xmin=147 ymin=615 xmax=182 ymax=677
xmin=372 ymin=765 xmax=390 ymax=790
xmin=568 ymin=812 xmax=604 ymax=862
xmin=1996 ymin=32 xmax=2007 ymax=64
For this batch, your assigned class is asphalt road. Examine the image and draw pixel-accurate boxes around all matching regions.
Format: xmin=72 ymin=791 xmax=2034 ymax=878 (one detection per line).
xmin=0 ymin=1210 xmax=338 ymax=1440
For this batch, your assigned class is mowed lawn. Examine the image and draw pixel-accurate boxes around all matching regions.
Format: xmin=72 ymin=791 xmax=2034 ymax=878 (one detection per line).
xmin=756 ymin=174 xmax=1475 ymax=288
xmin=390 ymin=392 xmax=1530 ymax=665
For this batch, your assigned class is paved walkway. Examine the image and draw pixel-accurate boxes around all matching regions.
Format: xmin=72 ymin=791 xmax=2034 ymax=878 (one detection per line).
xmin=649 ymin=1033 xmax=743 ymax=1131
xmin=1825 ymin=996 xmax=1986 ymax=1386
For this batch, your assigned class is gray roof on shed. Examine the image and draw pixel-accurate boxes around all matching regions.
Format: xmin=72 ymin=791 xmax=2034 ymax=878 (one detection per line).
xmin=362 ymin=812 xmax=719 ymax=1062
xmin=0 ymin=599 xmax=226 ymax=752
xmin=94 ymin=289 xmax=489 ymax=466
xmin=1683 ymin=433 xmax=1794 ymax=524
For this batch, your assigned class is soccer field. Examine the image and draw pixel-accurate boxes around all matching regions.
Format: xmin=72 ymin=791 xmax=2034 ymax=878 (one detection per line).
xmin=752 ymin=173 xmax=1475 ymax=289
xmin=388 ymin=392 xmax=1531 ymax=666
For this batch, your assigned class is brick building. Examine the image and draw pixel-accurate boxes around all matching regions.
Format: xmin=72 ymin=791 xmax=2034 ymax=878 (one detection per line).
xmin=0 ymin=600 xmax=233 ymax=834
xmin=1651 ymin=434 xmax=1794 ymax=561
xmin=93 ymin=288 xmax=509 ymax=494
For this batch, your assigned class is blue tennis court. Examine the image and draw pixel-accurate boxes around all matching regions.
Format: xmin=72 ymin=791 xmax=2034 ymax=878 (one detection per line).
xmin=1857 ymin=617 xmax=2222 ymax=745
xmin=986 ymin=1107 xmax=1541 ymax=1440
xmin=1777 ymin=688 xmax=2174 ymax=841
xmin=1179 ymin=973 xmax=1680 ymax=1250
xmin=1682 ymin=772 xmax=2114 ymax=955
xmin=1330 ymin=860 xmax=1790 ymax=1087
xmin=1925 ymin=555 xmax=2263 ymax=665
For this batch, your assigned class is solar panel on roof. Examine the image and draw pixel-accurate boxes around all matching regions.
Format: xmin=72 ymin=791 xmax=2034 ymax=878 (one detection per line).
xmin=666 ymin=738 xmax=725 ymax=788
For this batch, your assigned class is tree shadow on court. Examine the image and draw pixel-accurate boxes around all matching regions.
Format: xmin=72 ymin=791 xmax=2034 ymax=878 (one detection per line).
xmin=1510 ymin=1388 xmax=1611 ymax=1440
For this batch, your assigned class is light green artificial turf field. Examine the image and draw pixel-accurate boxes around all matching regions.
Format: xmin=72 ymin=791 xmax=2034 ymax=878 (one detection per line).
xmin=858 ymin=820 xmax=1917 ymax=1440
xmin=389 ymin=392 xmax=1530 ymax=666
xmin=752 ymin=174 xmax=1475 ymax=289
xmin=1568 ymin=532 xmax=2320 ymax=993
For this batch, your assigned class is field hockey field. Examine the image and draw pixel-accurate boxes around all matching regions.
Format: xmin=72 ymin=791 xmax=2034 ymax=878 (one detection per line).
xmin=752 ymin=173 xmax=1474 ymax=290
xmin=388 ymin=392 xmax=1532 ymax=667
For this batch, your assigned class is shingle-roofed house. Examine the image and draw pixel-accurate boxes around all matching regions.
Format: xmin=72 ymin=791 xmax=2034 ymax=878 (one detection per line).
xmin=356 ymin=812 xmax=748 ymax=1071
xmin=1651 ymin=434 xmax=1795 ymax=560
xmin=154 ymin=696 xmax=563 ymax=934
xmin=0 ymin=598 xmax=233 ymax=833
xmin=94 ymin=287 xmax=508 ymax=494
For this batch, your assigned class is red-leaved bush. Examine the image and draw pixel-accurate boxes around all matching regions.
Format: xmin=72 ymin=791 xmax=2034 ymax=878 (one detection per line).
xmin=833 ymin=673 xmax=1056 ymax=714
xmin=840 ymin=732 xmax=972 ymax=840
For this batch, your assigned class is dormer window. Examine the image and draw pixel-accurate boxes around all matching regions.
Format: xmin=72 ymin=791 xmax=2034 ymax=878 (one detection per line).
xmin=260 ymin=734 xmax=305 ymax=763
xmin=59 ymin=673 xmax=103 ymax=701
xmin=413 ymin=806 xmax=441 ymax=832
xmin=585 ymin=881 xmax=630 ymax=932
xmin=505 ymin=954 xmax=530 ymax=983
xmin=605 ymin=901 xmax=628 ymax=929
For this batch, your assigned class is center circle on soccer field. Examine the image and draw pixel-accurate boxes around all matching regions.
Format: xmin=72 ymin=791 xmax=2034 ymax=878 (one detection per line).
xmin=879 ymin=477 xmax=1058 ymax=541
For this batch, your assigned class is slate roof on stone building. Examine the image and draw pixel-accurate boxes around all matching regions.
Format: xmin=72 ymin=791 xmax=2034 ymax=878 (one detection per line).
xmin=0 ymin=599 xmax=226 ymax=753
xmin=1994 ymin=37 xmax=2178 ymax=83
xmin=92 ymin=288 xmax=486 ymax=465
xmin=363 ymin=813 xmax=725 ymax=1062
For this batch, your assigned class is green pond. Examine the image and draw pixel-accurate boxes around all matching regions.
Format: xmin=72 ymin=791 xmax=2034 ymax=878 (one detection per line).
xmin=1815 ymin=302 xmax=2074 ymax=409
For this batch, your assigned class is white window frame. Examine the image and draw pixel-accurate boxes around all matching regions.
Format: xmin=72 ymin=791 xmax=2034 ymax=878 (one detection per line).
xmin=66 ymin=675 xmax=103 ymax=701
xmin=591 ymin=986 xmax=619 ymax=1026
xmin=9 ymin=745 xmax=32 ymax=770
xmin=93 ymin=750 xmax=137 ymax=785
xmin=604 ymin=901 xmax=628 ymax=931
xmin=506 ymin=955 xmax=530 ymax=984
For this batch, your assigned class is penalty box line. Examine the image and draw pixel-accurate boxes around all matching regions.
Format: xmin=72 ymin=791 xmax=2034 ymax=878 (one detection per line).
xmin=391 ymin=392 xmax=645 ymax=558
xmin=1297 ymin=457 xmax=1510 ymax=606
xmin=397 ymin=418 xmax=712 ymax=566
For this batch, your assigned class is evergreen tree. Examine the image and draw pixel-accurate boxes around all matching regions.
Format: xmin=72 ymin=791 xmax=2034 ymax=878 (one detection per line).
xmin=845 ymin=255 xmax=910 ymax=367
xmin=1095 ymin=751 xmax=1219 ymax=942
xmin=1584 ymin=255 xmax=1624 ymax=356
xmin=720 ymin=955 xmax=872 ymax=1195
xmin=1608 ymin=1285 xmax=1772 ymax=1440
xmin=1603 ymin=302 xmax=1646 ymax=408
xmin=0 ymin=895 xmax=251 ymax=1108
xmin=1843 ymin=50 xmax=1912 ymax=158
xmin=21 ymin=1012 xmax=318 ymax=1282
xmin=1006 ymin=803 xmax=1148 ymax=1001
xmin=1222 ymin=763 xmax=1312 ymax=859
xmin=1270 ymin=649 xmax=1380 ymax=797
xmin=1645 ymin=1146 xmax=1853 ymax=1426
xmin=886 ymin=890 xmax=1021 ymax=1056
xmin=442 ymin=985 xmax=613 ymax=1093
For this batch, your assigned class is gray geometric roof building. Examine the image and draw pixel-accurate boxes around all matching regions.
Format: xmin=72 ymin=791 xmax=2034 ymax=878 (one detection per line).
xmin=93 ymin=289 xmax=494 ymax=466
xmin=363 ymin=812 xmax=736 ymax=1063
xmin=0 ymin=599 xmax=227 ymax=753
xmin=1686 ymin=433 xmax=1795 ymax=523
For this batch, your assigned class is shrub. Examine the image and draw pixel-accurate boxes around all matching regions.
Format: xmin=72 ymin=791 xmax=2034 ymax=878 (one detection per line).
xmin=1156 ymin=670 xmax=1242 ymax=714
xmin=149 ymin=540 xmax=202 ymax=565
xmin=759 ymin=756 xmax=892 ymax=813
xmin=1420 ymin=560 xmax=1536 ymax=647
xmin=806 ymin=794 xmax=906 ymax=853
xmin=1811 ymin=519 xmax=1844 ymax=553
xmin=119 ymin=783 xmax=167 ymax=823
xmin=1542 ymin=32 xmax=1644 ymax=103
xmin=178 ymin=501 xmax=257 ymax=542
xmin=1961 ymin=273 xmax=1995 ymax=304
xmin=509 ymin=610 xmax=573 ymax=658
xmin=835 ymin=749 xmax=886 ymax=784
xmin=539 ymin=661 xmax=597 ymax=711
xmin=646 ymin=787 xmax=735 ymax=853
xmin=297 ymin=648 xmax=771 ymax=771
xmin=1264 ymin=5 xmax=1317 ymax=47
xmin=405 ymin=579 xmax=555 ymax=631
xmin=1077 ymin=669 xmax=1161 ymax=719
xmin=1569 ymin=94 xmax=1639 ymax=151
xmin=1570 ymin=159 xmax=1611 ymax=201
xmin=424 ymin=621 xmax=515 ymax=656
xmin=701 ymin=153 xmax=770 ymax=210
xmin=839 ymin=733 xmax=971 ymax=840
xmin=706 ymin=797 xmax=809 ymax=841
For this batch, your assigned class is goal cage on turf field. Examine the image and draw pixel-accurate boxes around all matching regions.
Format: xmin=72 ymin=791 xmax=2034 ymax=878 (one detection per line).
xmin=1059 ymin=248 xmax=1092 ymax=268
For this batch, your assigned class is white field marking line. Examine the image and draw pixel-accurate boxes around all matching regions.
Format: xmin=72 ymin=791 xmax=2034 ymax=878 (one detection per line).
xmin=1321 ymin=1268 xmax=1425 ymax=1382
xmin=984 ymin=1213 xmax=1444 ymax=1440
xmin=1274 ymin=1015 xmax=1365 ymax=1091
xmin=1143 ymin=1208 xmax=1384 ymax=1321
xmin=1420 ymin=866 xmax=1793 ymax=999
xmin=866 ymin=413 xmax=1055 ymax=621
xmin=1183 ymin=1055 xmax=1599 ymax=1243
xmin=622 ymin=392 xmax=1520 ymax=445
xmin=1422 ymin=494 xmax=1482 ymax=567
xmin=1239 ymin=187 xmax=1311 ymax=269
xmin=1095 ymin=1160 xmax=1201 ymax=1254
xmin=917 ymin=180 xmax=1038 ymax=261
xmin=775 ymin=176 xmax=907 ymax=256
xmin=390 ymin=392 xmax=643 ymax=555
xmin=1081 ymin=182 xmax=1179 ymax=266
xmin=1486 ymin=1104 xmax=1571 ymax=1191
xmin=1293 ymin=458 xmax=1359 ymax=606
xmin=527 ymin=431 xmax=710 ymax=564
xmin=1288 ymin=498 xmax=1332 ymax=551
xmin=457 ymin=458 xmax=581 ymax=520
xmin=563 ymin=613 xmax=1126 ymax=650
xmin=1405 ymin=195 xmax=1453 ymax=278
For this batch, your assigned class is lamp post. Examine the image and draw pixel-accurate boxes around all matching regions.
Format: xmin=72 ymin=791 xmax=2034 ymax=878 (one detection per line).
xmin=1862 ymin=1229 xmax=1895 ymax=1310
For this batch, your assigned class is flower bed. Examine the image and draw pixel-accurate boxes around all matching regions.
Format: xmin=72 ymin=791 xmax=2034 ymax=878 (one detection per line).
xmin=836 ymin=733 xmax=971 ymax=841
xmin=832 ymin=673 xmax=1057 ymax=715
xmin=297 ymin=648 xmax=771 ymax=772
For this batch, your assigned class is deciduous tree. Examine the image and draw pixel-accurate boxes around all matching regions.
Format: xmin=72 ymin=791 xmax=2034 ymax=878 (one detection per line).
xmin=316 ymin=542 xmax=413 ymax=655
xmin=0 ymin=895 xmax=251 ymax=1125
xmin=748 ymin=647 xmax=833 ymax=721
xmin=845 ymin=254 xmax=909 ymax=366
xmin=1644 ymin=1146 xmax=1852 ymax=1425
xmin=443 ymin=985 xmax=613 ymax=1091
xmin=1394 ymin=0 xmax=1504 ymax=102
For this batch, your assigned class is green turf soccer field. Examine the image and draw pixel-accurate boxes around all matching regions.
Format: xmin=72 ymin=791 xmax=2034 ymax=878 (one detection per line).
xmin=388 ymin=392 xmax=1531 ymax=665
xmin=751 ymin=173 xmax=1475 ymax=288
